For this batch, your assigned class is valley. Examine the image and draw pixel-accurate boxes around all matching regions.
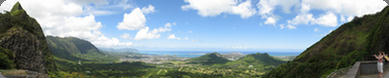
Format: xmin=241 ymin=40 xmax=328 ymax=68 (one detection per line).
xmin=1 ymin=1 xmax=384 ymax=78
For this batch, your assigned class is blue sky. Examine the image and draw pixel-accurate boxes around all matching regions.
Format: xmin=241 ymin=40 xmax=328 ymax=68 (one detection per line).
xmin=0 ymin=0 xmax=387 ymax=52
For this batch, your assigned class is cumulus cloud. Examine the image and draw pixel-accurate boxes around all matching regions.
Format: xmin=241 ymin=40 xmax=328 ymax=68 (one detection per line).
xmin=257 ymin=0 xmax=299 ymax=25
xmin=117 ymin=8 xmax=146 ymax=30
xmin=286 ymin=12 xmax=338 ymax=28
xmin=302 ymin=0 xmax=386 ymax=17
xmin=167 ymin=34 xmax=188 ymax=40
xmin=141 ymin=5 xmax=155 ymax=14
xmin=264 ymin=17 xmax=276 ymax=25
xmin=182 ymin=0 xmax=256 ymax=18
xmin=0 ymin=0 xmax=133 ymax=48
xmin=168 ymin=34 xmax=181 ymax=40
xmin=134 ymin=22 xmax=175 ymax=40
xmin=314 ymin=12 xmax=337 ymax=27
xmin=257 ymin=0 xmax=299 ymax=15
xmin=256 ymin=0 xmax=386 ymax=29
xmin=134 ymin=27 xmax=160 ymax=40
xmin=287 ymin=13 xmax=315 ymax=25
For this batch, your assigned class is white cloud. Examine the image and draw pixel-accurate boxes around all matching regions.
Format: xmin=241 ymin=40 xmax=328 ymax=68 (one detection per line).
xmin=182 ymin=0 xmax=256 ymax=18
xmin=257 ymin=0 xmax=299 ymax=25
xmin=257 ymin=0 xmax=299 ymax=15
xmin=69 ymin=0 xmax=108 ymax=6
xmin=117 ymin=8 xmax=146 ymax=30
xmin=134 ymin=27 xmax=160 ymax=40
xmin=121 ymin=33 xmax=131 ymax=39
xmin=141 ymin=5 xmax=155 ymax=14
xmin=314 ymin=12 xmax=337 ymax=27
xmin=264 ymin=17 xmax=276 ymax=25
xmin=168 ymin=34 xmax=181 ymax=40
xmin=231 ymin=0 xmax=257 ymax=18
xmin=0 ymin=0 xmax=133 ymax=48
xmin=93 ymin=37 xmax=133 ymax=48
xmin=167 ymin=34 xmax=188 ymax=40
xmin=286 ymin=12 xmax=338 ymax=28
xmin=287 ymin=13 xmax=315 ymax=25
xmin=134 ymin=22 xmax=175 ymax=40
xmin=256 ymin=0 xmax=386 ymax=29
xmin=280 ymin=24 xmax=296 ymax=29
xmin=302 ymin=0 xmax=386 ymax=17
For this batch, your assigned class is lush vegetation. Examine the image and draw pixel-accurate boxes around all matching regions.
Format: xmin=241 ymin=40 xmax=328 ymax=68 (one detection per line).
xmin=47 ymin=40 xmax=287 ymax=78
xmin=187 ymin=52 xmax=231 ymax=65
xmin=0 ymin=47 xmax=15 ymax=69
xmin=264 ymin=6 xmax=389 ymax=78
xmin=46 ymin=36 xmax=115 ymax=62
xmin=150 ymin=53 xmax=286 ymax=78
xmin=225 ymin=53 xmax=286 ymax=68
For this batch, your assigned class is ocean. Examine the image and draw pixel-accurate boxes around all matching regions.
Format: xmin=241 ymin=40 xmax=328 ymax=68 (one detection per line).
xmin=137 ymin=51 xmax=301 ymax=58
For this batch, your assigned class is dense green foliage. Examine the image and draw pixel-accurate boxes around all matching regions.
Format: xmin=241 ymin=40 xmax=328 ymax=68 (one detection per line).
xmin=46 ymin=36 xmax=117 ymax=62
xmin=187 ymin=52 xmax=231 ymax=65
xmin=0 ymin=47 xmax=15 ymax=69
xmin=50 ymin=43 xmax=286 ymax=78
xmin=46 ymin=36 xmax=155 ymax=77
xmin=225 ymin=53 xmax=286 ymax=68
xmin=52 ymin=57 xmax=155 ymax=78
xmin=264 ymin=6 xmax=389 ymax=78
xmin=150 ymin=53 xmax=285 ymax=78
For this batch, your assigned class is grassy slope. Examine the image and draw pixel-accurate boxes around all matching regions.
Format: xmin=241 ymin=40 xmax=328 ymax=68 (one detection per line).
xmin=225 ymin=53 xmax=285 ymax=68
xmin=46 ymin=36 xmax=116 ymax=62
xmin=264 ymin=6 xmax=389 ymax=78
xmin=187 ymin=52 xmax=231 ymax=65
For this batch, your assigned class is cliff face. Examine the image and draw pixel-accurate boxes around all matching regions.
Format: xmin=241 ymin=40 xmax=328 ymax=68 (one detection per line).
xmin=264 ymin=6 xmax=389 ymax=78
xmin=0 ymin=2 xmax=54 ymax=73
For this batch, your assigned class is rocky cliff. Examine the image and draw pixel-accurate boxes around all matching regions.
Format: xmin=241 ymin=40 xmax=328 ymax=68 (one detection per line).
xmin=0 ymin=2 xmax=55 ymax=73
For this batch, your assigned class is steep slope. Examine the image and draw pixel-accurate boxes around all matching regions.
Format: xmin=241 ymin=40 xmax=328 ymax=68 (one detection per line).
xmin=46 ymin=36 xmax=106 ymax=61
xmin=264 ymin=6 xmax=389 ymax=78
xmin=226 ymin=53 xmax=285 ymax=67
xmin=187 ymin=52 xmax=230 ymax=65
xmin=0 ymin=2 xmax=55 ymax=73
xmin=0 ymin=47 xmax=15 ymax=69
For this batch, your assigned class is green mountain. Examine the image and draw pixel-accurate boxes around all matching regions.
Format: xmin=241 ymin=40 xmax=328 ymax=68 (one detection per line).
xmin=187 ymin=52 xmax=231 ymax=65
xmin=226 ymin=53 xmax=285 ymax=67
xmin=46 ymin=36 xmax=108 ymax=61
xmin=264 ymin=6 xmax=389 ymax=78
xmin=0 ymin=2 xmax=55 ymax=73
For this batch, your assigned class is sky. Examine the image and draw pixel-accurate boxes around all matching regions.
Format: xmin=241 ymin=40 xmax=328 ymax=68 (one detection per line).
xmin=0 ymin=0 xmax=387 ymax=52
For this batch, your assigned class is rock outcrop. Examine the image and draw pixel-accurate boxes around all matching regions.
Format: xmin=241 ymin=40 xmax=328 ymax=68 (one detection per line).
xmin=0 ymin=2 xmax=54 ymax=73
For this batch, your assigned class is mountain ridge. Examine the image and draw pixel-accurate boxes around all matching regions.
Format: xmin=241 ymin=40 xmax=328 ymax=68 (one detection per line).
xmin=264 ymin=6 xmax=389 ymax=78
xmin=46 ymin=36 xmax=106 ymax=61
xmin=0 ymin=2 xmax=55 ymax=73
xmin=187 ymin=52 xmax=231 ymax=65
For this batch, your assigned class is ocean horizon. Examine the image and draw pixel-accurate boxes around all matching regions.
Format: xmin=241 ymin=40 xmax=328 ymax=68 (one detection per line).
xmin=137 ymin=51 xmax=301 ymax=58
